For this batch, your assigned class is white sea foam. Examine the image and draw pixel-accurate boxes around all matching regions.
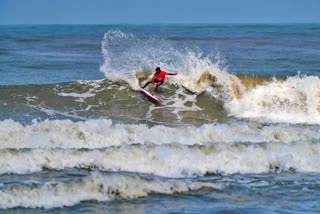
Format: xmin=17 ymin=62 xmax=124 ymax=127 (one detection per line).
xmin=0 ymin=118 xmax=319 ymax=177
xmin=0 ymin=141 xmax=319 ymax=176
xmin=228 ymin=76 xmax=320 ymax=124
xmin=0 ymin=119 xmax=319 ymax=150
xmin=57 ymin=92 xmax=96 ymax=98
xmin=0 ymin=173 xmax=221 ymax=209
xmin=56 ymin=80 xmax=105 ymax=102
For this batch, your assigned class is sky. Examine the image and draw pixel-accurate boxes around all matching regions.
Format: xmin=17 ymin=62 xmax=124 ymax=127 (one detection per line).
xmin=0 ymin=0 xmax=319 ymax=24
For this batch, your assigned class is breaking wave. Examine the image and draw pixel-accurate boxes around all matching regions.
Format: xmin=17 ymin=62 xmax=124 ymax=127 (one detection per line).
xmin=0 ymin=173 xmax=221 ymax=209
xmin=1 ymin=119 xmax=320 ymax=149
xmin=100 ymin=30 xmax=320 ymax=124
xmin=0 ymin=119 xmax=319 ymax=176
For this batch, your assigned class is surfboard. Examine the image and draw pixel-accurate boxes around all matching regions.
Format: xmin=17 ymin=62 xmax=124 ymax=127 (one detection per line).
xmin=140 ymin=88 xmax=161 ymax=103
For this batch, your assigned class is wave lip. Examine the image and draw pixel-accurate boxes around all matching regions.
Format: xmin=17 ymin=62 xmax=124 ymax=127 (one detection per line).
xmin=0 ymin=173 xmax=221 ymax=209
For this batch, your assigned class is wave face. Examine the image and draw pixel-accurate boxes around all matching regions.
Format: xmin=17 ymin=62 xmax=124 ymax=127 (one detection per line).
xmin=2 ymin=74 xmax=320 ymax=125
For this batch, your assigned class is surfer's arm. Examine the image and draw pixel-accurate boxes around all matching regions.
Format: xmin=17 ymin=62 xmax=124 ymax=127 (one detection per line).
xmin=167 ymin=72 xmax=177 ymax=75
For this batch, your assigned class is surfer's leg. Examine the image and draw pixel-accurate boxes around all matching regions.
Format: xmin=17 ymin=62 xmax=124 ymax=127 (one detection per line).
xmin=152 ymin=82 xmax=163 ymax=95
xmin=153 ymin=84 xmax=159 ymax=93
xmin=141 ymin=81 xmax=152 ymax=89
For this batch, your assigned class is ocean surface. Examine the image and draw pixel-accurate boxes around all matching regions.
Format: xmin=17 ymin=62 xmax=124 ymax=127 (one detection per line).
xmin=0 ymin=24 xmax=320 ymax=213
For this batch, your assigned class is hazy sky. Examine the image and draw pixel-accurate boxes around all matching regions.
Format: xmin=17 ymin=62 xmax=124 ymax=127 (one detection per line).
xmin=0 ymin=0 xmax=319 ymax=24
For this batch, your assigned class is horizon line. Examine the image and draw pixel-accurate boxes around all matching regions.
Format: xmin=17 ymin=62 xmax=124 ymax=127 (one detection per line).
xmin=1 ymin=22 xmax=320 ymax=26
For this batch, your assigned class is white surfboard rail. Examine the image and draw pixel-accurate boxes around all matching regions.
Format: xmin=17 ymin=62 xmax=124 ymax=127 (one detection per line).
xmin=140 ymin=88 xmax=161 ymax=103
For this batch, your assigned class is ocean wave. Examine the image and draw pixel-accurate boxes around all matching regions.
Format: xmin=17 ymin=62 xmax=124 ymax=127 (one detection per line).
xmin=0 ymin=173 xmax=221 ymax=209
xmin=1 ymin=30 xmax=320 ymax=125
xmin=0 ymin=119 xmax=319 ymax=150
xmin=0 ymin=141 xmax=319 ymax=176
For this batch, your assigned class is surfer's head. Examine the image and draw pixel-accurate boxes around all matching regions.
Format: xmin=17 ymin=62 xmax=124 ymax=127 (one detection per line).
xmin=155 ymin=67 xmax=161 ymax=73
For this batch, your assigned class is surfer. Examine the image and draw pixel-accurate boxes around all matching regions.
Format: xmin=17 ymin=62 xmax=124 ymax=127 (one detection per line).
xmin=141 ymin=67 xmax=177 ymax=95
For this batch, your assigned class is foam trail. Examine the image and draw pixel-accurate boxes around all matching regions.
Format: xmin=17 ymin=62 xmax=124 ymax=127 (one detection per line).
xmin=0 ymin=173 xmax=221 ymax=209
xmin=0 ymin=142 xmax=319 ymax=176
xmin=0 ymin=119 xmax=320 ymax=149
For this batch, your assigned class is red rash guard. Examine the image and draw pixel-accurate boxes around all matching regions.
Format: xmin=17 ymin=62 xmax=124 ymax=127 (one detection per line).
xmin=152 ymin=70 xmax=167 ymax=82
